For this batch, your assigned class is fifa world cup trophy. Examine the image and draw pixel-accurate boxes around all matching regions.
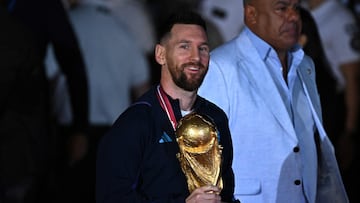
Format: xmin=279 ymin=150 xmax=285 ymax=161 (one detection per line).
xmin=175 ymin=112 xmax=223 ymax=193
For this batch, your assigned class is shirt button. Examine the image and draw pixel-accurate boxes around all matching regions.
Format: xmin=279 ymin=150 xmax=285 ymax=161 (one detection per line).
xmin=293 ymin=146 xmax=300 ymax=153
xmin=294 ymin=179 xmax=301 ymax=185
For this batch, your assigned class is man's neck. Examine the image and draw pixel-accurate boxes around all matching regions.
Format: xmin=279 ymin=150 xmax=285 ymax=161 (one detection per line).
xmin=160 ymin=82 xmax=197 ymax=111
xmin=178 ymin=93 xmax=197 ymax=111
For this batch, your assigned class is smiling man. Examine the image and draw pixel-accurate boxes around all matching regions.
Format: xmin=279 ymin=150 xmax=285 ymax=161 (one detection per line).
xmin=96 ymin=10 xmax=238 ymax=203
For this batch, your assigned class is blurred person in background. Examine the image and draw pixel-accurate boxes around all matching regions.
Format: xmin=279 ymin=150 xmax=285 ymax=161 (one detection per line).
xmin=108 ymin=0 xmax=156 ymax=56
xmin=197 ymin=0 xmax=244 ymax=43
xmin=0 ymin=2 xmax=48 ymax=202
xmin=45 ymin=0 xmax=150 ymax=202
xmin=303 ymin=0 xmax=360 ymax=201
xmin=102 ymin=0 xmax=158 ymax=83
xmin=4 ymin=0 xmax=89 ymax=202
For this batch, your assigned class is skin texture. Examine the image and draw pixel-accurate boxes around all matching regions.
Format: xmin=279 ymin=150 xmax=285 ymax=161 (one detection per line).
xmin=155 ymin=24 xmax=224 ymax=203
xmin=244 ymin=0 xmax=302 ymax=79
xmin=155 ymin=24 xmax=210 ymax=111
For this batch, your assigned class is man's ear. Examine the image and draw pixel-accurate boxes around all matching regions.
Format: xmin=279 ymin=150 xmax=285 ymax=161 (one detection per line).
xmin=155 ymin=44 xmax=166 ymax=65
xmin=244 ymin=4 xmax=257 ymax=25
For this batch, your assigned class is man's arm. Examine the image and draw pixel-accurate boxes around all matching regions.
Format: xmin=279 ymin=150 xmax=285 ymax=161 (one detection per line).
xmin=96 ymin=106 xmax=151 ymax=202
xmin=47 ymin=0 xmax=89 ymax=164
xmin=48 ymin=0 xmax=89 ymax=134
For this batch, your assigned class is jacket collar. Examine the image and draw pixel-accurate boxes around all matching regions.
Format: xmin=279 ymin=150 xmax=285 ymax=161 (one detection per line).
xmin=236 ymin=31 xmax=298 ymax=142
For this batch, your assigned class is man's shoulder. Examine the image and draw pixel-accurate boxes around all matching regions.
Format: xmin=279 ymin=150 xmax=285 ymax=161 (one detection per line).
xmin=116 ymin=87 xmax=157 ymax=118
xmin=135 ymin=86 xmax=157 ymax=103
xmin=210 ymin=31 xmax=248 ymax=62
xmin=300 ymin=55 xmax=316 ymax=69
xmin=211 ymin=37 xmax=239 ymax=55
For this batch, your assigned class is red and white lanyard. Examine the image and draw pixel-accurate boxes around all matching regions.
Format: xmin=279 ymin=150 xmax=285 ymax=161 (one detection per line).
xmin=156 ymin=85 xmax=177 ymax=131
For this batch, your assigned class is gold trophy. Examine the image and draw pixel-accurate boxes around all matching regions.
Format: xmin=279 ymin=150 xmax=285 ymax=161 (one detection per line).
xmin=175 ymin=112 xmax=223 ymax=193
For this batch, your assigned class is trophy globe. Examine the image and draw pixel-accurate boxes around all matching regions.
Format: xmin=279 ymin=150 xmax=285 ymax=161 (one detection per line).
xmin=175 ymin=112 xmax=223 ymax=193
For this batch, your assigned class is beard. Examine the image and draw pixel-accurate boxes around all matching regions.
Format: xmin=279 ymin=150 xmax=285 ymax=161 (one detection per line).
xmin=171 ymin=62 xmax=207 ymax=91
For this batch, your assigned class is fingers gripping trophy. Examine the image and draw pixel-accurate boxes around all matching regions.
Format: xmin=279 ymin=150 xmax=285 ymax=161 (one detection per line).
xmin=175 ymin=112 xmax=223 ymax=193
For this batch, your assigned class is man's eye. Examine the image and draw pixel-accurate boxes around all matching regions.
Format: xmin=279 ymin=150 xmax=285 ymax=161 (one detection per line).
xmin=180 ymin=44 xmax=190 ymax=49
xmin=277 ymin=6 xmax=287 ymax=11
xmin=199 ymin=46 xmax=209 ymax=53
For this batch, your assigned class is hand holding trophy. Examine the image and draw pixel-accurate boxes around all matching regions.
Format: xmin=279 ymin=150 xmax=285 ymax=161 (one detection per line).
xmin=176 ymin=112 xmax=223 ymax=193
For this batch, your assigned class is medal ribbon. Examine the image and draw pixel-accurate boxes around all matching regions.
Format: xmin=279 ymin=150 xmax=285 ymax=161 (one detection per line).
xmin=156 ymin=85 xmax=177 ymax=130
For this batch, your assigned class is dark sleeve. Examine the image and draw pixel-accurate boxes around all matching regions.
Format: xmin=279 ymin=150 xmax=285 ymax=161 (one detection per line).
xmin=96 ymin=104 xmax=152 ymax=203
xmin=0 ymin=9 xmax=46 ymax=118
xmin=46 ymin=0 xmax=89 ymax=132
xmin=218 ymin=114 xmax=237 ymax=203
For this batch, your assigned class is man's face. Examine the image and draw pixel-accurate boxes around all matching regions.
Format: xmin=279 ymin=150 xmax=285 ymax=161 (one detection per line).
xmin=159 ymin=24 xmax=210 ymax=91
xmin=246 ymin=0 xmax=302 ymax=52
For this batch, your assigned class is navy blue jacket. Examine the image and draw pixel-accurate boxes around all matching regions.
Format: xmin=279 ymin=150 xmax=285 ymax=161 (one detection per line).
xmin=96 ymin=86 xmax=236 ymax=202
